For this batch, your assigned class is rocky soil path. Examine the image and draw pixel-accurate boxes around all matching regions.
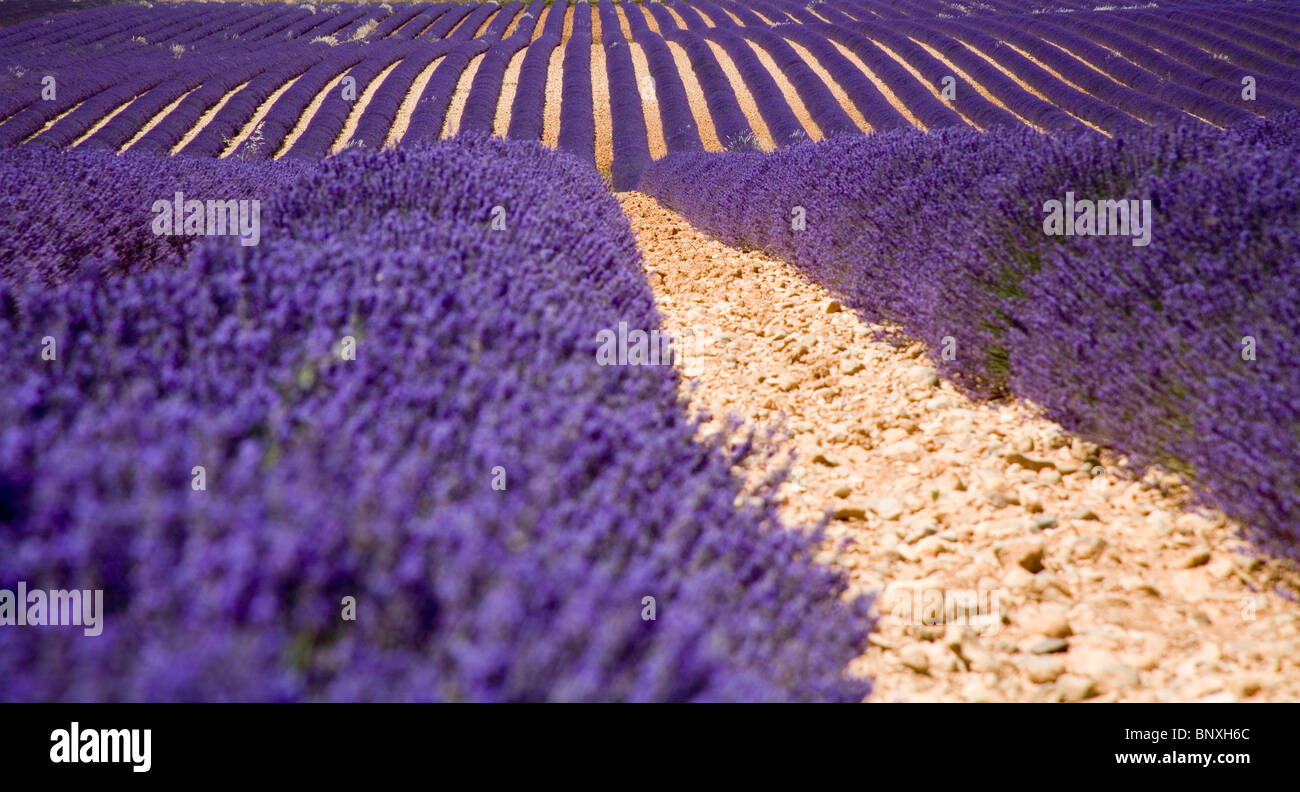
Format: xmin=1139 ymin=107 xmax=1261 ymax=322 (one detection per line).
xmin=619 ymin=191 xmax=1300 ymax=702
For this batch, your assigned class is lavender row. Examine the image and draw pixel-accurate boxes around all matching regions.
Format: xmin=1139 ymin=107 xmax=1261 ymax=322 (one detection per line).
xmin=598 ymin=1 xmax=653 ymax=188
xmin=1020 ymin=16 xmax=1290 ymax=124
xmin=629 ymin=3 xmax=705 ymax=152
xmin=457 ymin=4 xmax=543 ymax=136
xmin=0 ymin=138 xmax=873 ymax=701
xmin=776 ymin=23 xmax=912 ymax=133
xmin=817 ymin=21 xmax=992 ymax=130
xmin=227 ymin=48 xmax=365 ymax=160
xmin=639 ymin=114 xmax=1300 ymax=565
xmin=656 ymin=0 xmax=763 ymax=148
xmin=700 ymin=25 xmax=807 ymax=145
xmin=506 ymin=4 xmax=567 ymax=142
xmin=556 ymin=3 xmax=596 ymax=164
xmin=283 ymin=42 xmax=411 ymax=159
xmin=398 ymin=40 xmax=493 ymax=148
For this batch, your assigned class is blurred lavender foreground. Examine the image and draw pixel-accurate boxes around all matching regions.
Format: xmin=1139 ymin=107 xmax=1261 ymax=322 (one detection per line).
xmin=640 ymin=114 xmax=1300 ymax=565
xmin=0 ymin=138 xmax=872 ymax=701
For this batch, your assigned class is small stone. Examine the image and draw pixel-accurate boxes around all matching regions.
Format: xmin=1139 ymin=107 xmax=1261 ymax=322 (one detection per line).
xmin=986 ymin=489 xmax=1020 ymax=509
xmin=1054 ymin=455 xmax=1082 ymax=474
xmin=1070 ymin=505 xmax=1099 ymax=521
xmin=841 ymin=360 xmax=864 ymax=375
xmin=1231 ymin=675 xmax=1262 ymax=698
xmin=1070 ymin=649 xmax=1139 ymax=693
xmin=882 ymin=439 xmax=924 ymax=463
xmin=1182 ymin=550 xmax=1211 ymax=568
xmin=881 ymin=427 xmax=910 ymax=443
xmin=775 ymin=376 xmax=799 ymax=392
xmin=1003 ymin=566 xmax=1036 ymax=588
xmin=1022 ymin=607 xmax=1072 ymax=639
xmin=1070 ymin=438 xmax=1099 ymax=461
xmin=833 ymin=506 xmax=867 ymax=521
xmin=1033 ymin=514 xmax=1058 ymax=532
xmin=904 ymin=524 xmax=939 ymax=544
xmin=1057 ymin=674 xmax=1098 ymax=702
xmin=811 ymin=453 xmax=840 ymax=467
xmin=871 ymin=497 xmax=905 ymax=520
xmin=1025 ymin=637 xmax=1069 ymax=655
xmin=825 ymin=299 xmax=843 ymax=313
xmin=999 ymin=538 xmax=1045 ymax=573
xmin=1020 ymin=655 xmax=1066 ymax=684
xmin=832 ymin=485 xmax=852 ymax=499
xmin=899 ymin=645 xmax=930 ymax=674
xmin=1005 ymin=452 xmax=1055 ymax=472
xmin=1070 ymin=535 xmax=1107 ymax=561
xmin=1175 ymin=513 xmax=1214 ymax=535
xmin=908 ymin=366 xmax=939 ymax=387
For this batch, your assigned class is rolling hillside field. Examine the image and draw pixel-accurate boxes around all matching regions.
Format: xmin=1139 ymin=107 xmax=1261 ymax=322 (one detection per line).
xmin=1 ymin=0 xmax=1298 ymax=707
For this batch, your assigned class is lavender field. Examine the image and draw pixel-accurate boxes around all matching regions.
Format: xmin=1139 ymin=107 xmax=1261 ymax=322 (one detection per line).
xmin=1 ymin=0 xmax=1298 ymax=704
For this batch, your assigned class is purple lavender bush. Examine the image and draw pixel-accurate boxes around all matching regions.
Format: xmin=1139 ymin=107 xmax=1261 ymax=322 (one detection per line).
xmin=640 ymin=114 xmax=1300 ymax=562
xmin=0 ymin=137 xmax=872 ymax=701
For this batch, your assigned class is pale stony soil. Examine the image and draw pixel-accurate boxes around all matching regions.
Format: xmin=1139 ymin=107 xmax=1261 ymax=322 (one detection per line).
xmin=619 ymin=191 xmax=1300 ymax=703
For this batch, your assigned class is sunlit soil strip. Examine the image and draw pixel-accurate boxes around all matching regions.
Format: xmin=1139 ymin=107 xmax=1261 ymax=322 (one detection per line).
xmin=1000 ymin=38 xmax=1157 ymax=127
xmin=445 ymin=9 xmax=482 ymax=39
xmin=744 ymin=39 xmax=823 ymax=141
xmin=591 ymin=4 xmax=602 ymax=41
xmin=441 ymin=51 xmax=485 ymax=139
xmin=472 ymin=8 xmax=501 ymax=39
xmin=592 ymin=43 xmax=614 ymax=174
xmin=561 ymin=3 xmax=574 ymax=40
xmin=953 ymin=38 xmax=1110 ymax=134
xmin=667 ymin=40 xmax=722 ymax=150
xmin=333 ymin=58 xmax=403 ymax=153
xmin=628 ymin=41 xmax=667 ymax=159
xmin=706 ymin=40 xmax=775 ymax=151
xmin=688 ymin=5 xmax=719 ymax=27
xmin=390 ymin=9 xmax=435 ymax=39
xmin=171 ymin=80 xmax=250 ymax=154
xmin=502 ymin=5 xmax=528 ymax=39
xmin=908 ymin=38 xmax=1043 ymax=131
xmin=494 ymin=47 xmax=527 ymax=137
xmin=387 ymin=55 xmax=445 ymax=148
xmin=122 ymin=87 xmax=197 ymax=153
xmin=530 ymin=4 xmax=552 ymax=42
xmin=661 ymin=4 xmax=689 ymax=31
xmin=640 ymin=4 xmax=662 ymax=35
xmin=859 ymin=37 xmax=968 ymax=130
xmin=220 ymin=76 xmax=299 ymax=157
xmin=802 ymin=6 xmax=835 ymax=24
xmin=1042 ymin=36 xmax=1230 ymax=126
xmin=69 ymin=95 xmax=138 ymax=148
xmin=615 ymin=3 xmax=634 ymax=40
xmin=828 ymin=39 xmax=928 ymax=130
xmin=785 ymin=38 xmax=873 ymax=133
xmin=275 ymin=71 xmax=349 ymax=157
xmin=747 ymin=8 xmax=780 ymax=25
xmin=18 ymin=99 xmax=86 ymax=145
xmin=541 ymin=44 xmax=566 ymax=147
xmin=715 ymin=7 xmax=744 ymax=26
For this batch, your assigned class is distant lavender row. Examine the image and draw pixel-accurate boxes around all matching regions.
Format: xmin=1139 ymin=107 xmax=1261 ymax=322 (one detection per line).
xmin=640 ymin=115 xmax=1300 ymax=563
xmin=0 ymin=138 xmax=872 ymax=701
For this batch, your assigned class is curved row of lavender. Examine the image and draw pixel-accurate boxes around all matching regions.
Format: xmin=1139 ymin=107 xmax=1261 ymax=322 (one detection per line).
xmin=639 ymin=115 xmax=1300 ymax=564
xmin=0 ymin=137 xmax=872 ymax=701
